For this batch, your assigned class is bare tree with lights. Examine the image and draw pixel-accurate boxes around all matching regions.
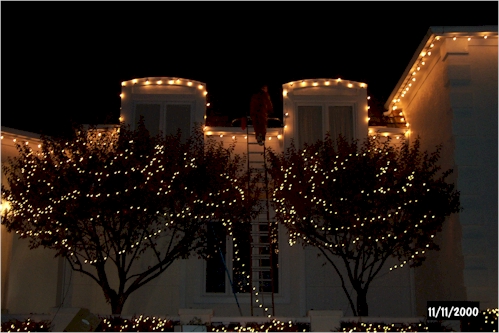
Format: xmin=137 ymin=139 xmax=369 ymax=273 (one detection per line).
xmin=1 ymin=120 xmax=259 ymax=315
xmin=266 ymin=134 xmax=461 ymax=317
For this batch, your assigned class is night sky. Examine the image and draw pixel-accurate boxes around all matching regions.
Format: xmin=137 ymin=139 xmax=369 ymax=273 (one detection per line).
xmin=2 ymin=1 xmax=497 ymax=137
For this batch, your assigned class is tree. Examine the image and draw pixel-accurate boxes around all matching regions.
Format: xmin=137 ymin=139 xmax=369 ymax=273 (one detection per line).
xmin=266 ymin=134 xmax=461 ymax=316
xmin=1 ymin=120 xmax=259 ymax=315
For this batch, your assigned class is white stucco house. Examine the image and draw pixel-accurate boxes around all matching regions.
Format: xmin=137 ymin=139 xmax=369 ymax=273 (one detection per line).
xmin=1 ymin=25 xmax=497 ymax=328
xmin=382 ymin=25 xmax=498 ymax=314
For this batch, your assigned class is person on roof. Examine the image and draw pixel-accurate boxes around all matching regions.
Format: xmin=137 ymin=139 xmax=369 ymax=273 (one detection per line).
xmin=249 ymin=83 xmax=273 ymax=146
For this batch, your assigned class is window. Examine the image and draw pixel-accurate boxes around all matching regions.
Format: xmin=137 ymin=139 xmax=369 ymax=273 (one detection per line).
xmin=205 ymin=222 xmax=227 ymax=293
xmin=328 ymin=106 xmax=354 ymax=142
xmin=297 ymin=106 xmax=323 ymax=148
xmin=297 ymin=105 xmax=354 ymax=148
xmin=133 ymin=103 xmax=192 ymax=138
xmin=205 ymin=221 xmax=279 ymax=294
xmin=166 ymin=104 xmax=191 ymax=139
xmin=135 ymin=104 xmax=161 ymax=137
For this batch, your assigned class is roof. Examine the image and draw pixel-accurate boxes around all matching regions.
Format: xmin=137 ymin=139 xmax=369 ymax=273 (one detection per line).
xmin=384 ymin=25 xmax=498 ymax=112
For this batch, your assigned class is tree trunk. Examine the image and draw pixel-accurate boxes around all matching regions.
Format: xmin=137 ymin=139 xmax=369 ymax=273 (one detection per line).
xmin=110 ymin=294 xmax=127 ymax=316
xmin=356 ymin=289 xmax=369 ymax=317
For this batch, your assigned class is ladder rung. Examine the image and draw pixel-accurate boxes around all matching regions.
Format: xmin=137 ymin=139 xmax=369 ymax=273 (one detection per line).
xmin=252 ymin=254 xmax=271 ymax=259
xmin=252 ymin=292 xmax=274 ymax=296
xmin=252 ymin=266 xmax=272 ymax=271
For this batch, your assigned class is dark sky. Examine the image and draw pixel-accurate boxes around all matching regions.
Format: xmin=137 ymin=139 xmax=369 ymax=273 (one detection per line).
xmin=2 ymin=1 xmax=498 ymax=137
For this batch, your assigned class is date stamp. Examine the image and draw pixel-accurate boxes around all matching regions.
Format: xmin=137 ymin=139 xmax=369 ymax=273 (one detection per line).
xmin=427 ymin=301 xmax=480 ymax=320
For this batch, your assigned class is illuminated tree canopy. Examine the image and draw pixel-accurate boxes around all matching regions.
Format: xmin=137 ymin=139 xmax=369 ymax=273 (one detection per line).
xmin=1 ymin=120 xmax=259 ymax=315
xmin=266 ymin=134 xmax=461 ymax=317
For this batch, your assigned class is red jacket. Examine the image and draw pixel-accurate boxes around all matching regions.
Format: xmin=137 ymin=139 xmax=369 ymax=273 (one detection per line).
xmin=250 ymin=90 xmax=273 ymax=119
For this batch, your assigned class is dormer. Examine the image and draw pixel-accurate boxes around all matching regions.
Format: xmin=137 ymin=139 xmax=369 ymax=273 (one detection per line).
xmin=282 ymin=78 xmax=369 ymax=149
xmin=120 ymin=77 xmax=207 ymax=138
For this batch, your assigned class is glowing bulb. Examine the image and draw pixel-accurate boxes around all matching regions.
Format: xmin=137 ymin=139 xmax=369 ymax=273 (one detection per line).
xmin=157 ymin=80 xmax=163 ymax=84
xmin=187 ymin=81 xmax=193 ymax=86
xmin=121 ymin=81 xmax=126 ymax=86
xmin=1 ymin=200 xmax=11 ymax=215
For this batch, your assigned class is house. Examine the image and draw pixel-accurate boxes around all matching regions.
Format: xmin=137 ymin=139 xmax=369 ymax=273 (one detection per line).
xmin=382 ymin=25 xmax=498 ymax=314
xmin=1 ymin=25 xmax=496 ymax=326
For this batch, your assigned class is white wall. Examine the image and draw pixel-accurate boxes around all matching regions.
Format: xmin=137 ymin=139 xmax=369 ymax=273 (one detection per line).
xmin=391 ymin=31 xmax=498 ymax=313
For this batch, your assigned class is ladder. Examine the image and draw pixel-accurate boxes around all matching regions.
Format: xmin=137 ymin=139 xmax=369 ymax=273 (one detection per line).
xmin=246 ymin=117 xmax=276 ymax=317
